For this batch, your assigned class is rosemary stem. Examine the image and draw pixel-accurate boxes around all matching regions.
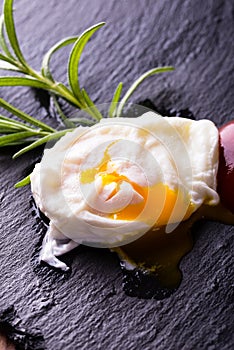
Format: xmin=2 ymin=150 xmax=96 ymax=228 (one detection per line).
xmin=24 ymin=67 xmax=99 ymax=120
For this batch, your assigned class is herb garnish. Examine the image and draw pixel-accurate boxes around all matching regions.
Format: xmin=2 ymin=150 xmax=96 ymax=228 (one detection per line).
xmin=0 ymin=0 xmax=173 ymax=186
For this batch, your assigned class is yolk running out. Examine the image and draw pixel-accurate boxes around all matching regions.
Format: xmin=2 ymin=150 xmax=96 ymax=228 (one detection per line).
xmin=102 ymin=173 xmax=194 ymax=225
xmin=80 ymin=142 xmax=194 ymax=225
xmin=100 ymin=171 xmax=148 ymax=221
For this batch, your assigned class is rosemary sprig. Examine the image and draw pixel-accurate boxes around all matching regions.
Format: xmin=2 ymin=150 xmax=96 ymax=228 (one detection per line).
xmin=0 ymin=0 xmax=174 ymax=187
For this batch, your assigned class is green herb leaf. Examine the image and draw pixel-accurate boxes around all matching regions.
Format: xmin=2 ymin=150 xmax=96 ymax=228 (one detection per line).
xmin=0 ymin=114 xmax=36 ymax=131
xmin=0 ymin=76 xmax=50 ymax=89
xmin=0 ymin=130 xmax=38 ymax=147
xmin=0 ymin=119 xmax=24 ymax=132
xmin=68 ymin=22 xmax=105 ymax=103
xmin=3 ymin=139 xmax=38 ymax=146
xmin=0 ymin=98 xmax=56 ymax=132
xmin=42 ymin=36 xmax=78 ymax=81
xmin=14 ymin=174 xmax=31 ymax=188
xmin=0 ymin=14 xmax=15 ymax=59
xmin=81 ymin=89 xmax=102 ymax=121
xmin=108 ymin=82 xmax=123 ymax=117
xmin=0 ymin=59 xmax=20 ymax=71
xmin=116 ymin=66 xmax=174 ymax=117
xmin=0 ymin=52 xmax=16 ymax=65
xmin=0 ymin=128 xmax=17 ymax=133
xmin=3 ymin=0 xmax=28 ymax=68
xmin=13 ymin=129 xmax=73 ymax=158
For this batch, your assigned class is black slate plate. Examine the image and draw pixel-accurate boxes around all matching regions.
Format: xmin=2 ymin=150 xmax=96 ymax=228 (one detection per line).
xmin=0 ymin=0 xmax=234 ymax=349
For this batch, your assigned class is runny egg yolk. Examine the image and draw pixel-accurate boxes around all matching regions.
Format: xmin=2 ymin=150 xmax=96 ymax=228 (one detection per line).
xmin=101 ymin=171 xmax=194 ymax=224
xmin=80 ymin=142 xmax=194 ymax=226
xmin=100 ymin=171 xmax=148 ymax=221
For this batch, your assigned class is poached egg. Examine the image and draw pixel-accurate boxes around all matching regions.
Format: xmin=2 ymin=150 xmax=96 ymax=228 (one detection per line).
xmin=31 ymin=112 xmax=219 ymax=270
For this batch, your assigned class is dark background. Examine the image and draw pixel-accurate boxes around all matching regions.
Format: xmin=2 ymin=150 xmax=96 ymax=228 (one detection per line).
xmin=0 ymin=0 xmax=233 ymax=349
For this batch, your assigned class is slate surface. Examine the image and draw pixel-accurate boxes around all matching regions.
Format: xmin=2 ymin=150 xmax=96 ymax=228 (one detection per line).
xmin=0 ymin=0 xmax=234 ymax=349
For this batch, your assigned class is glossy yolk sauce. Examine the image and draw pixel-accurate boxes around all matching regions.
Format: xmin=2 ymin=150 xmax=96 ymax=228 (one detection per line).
xmin=116 ymin=121 xmax=234 ymax=290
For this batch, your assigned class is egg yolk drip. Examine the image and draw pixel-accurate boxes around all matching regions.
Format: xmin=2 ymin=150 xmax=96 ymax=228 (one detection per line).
xmin=101 ymin=171 xmax=148 ymax=221
xmin=80 ymin=142 xmax=194 ymax=226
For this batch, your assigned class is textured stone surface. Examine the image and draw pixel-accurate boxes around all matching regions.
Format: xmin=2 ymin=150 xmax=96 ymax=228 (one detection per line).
xmin=0 ymin=0 xmax=233 ymax=349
